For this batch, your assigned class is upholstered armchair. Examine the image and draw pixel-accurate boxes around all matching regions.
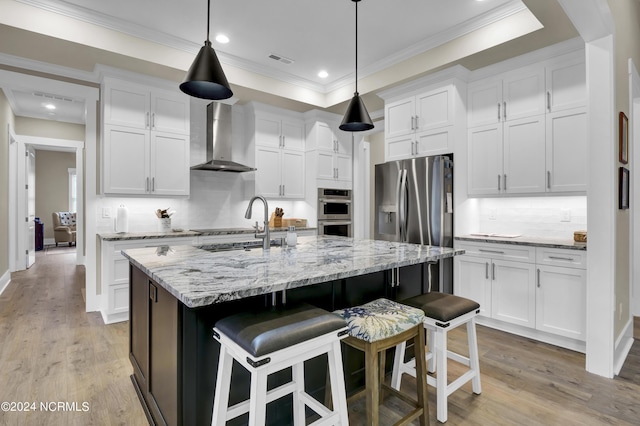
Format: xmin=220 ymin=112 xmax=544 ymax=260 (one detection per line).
xmin=52 ymin=212 xmax=76 ymax=246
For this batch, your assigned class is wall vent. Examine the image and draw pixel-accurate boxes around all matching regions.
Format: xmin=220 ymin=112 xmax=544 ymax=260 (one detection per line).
xmin=268 ymin=53 xmax=294 ymax=65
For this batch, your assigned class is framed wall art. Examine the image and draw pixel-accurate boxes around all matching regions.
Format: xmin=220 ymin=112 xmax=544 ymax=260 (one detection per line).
xmin=619 ymin=111 xmax=629 ymax=164
xmin=619 ymin=166 xmax=629 ymax=209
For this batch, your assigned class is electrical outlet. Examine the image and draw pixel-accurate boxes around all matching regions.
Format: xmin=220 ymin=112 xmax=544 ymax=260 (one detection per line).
xmin=489 ymin=208 xmax=497 ymax=220
xmin=560 ymin=208 xmax=571 ymax=222
xmin=102 ymin=207 xmax=111 ymax=218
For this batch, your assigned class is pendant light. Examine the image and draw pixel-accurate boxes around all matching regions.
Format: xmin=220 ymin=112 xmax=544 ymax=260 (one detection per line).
xmin=339 ymin=0 xmax=374 ymax=132
xmin=180 ymin=0 xmax=233 ymax=100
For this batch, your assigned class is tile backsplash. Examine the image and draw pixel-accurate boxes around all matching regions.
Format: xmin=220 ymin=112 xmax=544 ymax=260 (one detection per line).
xmin=96 ymin=171 xmax=315 ymax=233
xmin=466 ymin=196 xmax=587 ymax=239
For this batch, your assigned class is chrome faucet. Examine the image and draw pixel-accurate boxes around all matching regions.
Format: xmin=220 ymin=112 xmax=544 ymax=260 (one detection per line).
xmin=244 ymin=195 xmax=270 ymax=250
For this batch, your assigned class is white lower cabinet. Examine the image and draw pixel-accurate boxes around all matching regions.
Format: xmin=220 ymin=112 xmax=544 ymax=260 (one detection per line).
xmin=100 ymin=236 xmax=195 ymax=324
xmin=454 ymin=241 xmax=587 ymax=349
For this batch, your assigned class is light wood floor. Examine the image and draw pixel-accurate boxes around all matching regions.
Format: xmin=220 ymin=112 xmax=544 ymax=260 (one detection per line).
xmin=1 ymin=251 xmax=639 ymax=425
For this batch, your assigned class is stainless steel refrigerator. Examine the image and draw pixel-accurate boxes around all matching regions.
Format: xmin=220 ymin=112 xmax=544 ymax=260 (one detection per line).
xmin=374 ymin=155 xmax=454 ymax=294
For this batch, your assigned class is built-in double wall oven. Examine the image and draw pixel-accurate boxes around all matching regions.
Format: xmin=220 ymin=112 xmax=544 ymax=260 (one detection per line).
xmin=317 ymin=188 xmax=352 ymax=237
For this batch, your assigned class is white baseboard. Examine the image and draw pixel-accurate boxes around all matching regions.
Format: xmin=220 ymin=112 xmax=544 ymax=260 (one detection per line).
xmin=614 ymin=318 xmax=634 ymax=375
xmin=476 ymin=316 xmax=586 ymax=353
xmin=44 ymin=237 xmax=56 ymax=246
xmin=0 ymin=270 xmax=11 ymax=296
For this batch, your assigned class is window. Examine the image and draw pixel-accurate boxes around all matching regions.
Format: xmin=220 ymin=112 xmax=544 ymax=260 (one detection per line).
xmin=68 ymin=168 xmax=77 ymax=212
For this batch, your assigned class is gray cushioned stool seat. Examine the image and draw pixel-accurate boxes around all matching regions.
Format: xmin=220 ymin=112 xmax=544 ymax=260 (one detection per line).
xmin=215 ymin=303 xmax=347 ymax=358
xmin=401 ymin=292 xmax=480 ymax=322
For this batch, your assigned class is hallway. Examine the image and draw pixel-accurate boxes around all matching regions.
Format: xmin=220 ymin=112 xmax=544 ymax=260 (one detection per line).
xmin=0 ymin=250 xmax=146 ymax=425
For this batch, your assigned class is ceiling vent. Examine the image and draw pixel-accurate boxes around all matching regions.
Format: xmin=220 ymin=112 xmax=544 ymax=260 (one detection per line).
xmin=268 ymin=53 xmax=294 ymax=65
xmin=33 ymin=92 xmax=75 ymax=103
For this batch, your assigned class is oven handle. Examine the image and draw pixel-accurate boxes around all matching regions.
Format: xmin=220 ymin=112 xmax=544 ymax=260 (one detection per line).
xmin=318 ymin=221 xmax=352 ymax=226
xmin=318 ymin=198 xmax=352 ymax=204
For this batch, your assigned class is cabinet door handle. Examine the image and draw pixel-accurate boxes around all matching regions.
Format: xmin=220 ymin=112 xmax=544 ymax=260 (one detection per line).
xmin=503 ymin=101 xmax=507 ymax=120
xmin=498 ymin=174 xmax=501 ymax=191
xmin=282 ymin=184 xmax=285 ymax=196
xmin=503 ymin=174 xmax=507 ymax=191
xmin=497 ymin=103 xmax=501 ymax=121
xmin=547 ymin=91 xmax=551 ymax=111
xmin=146 ymin=177 xmax=149 ymax=192
xmin=410 ymin=116 xmax=414 ymax=130
xmin=485 ymin=262 xmax=489 ymax=279
xmin=492 ymin=262 xmax=496 ymax=280
xmin=414 ymin=115 xmax=419 ymax=130
xmin=152 ymin=177 xmax=155 ymax=192
xmin=149 ymin=283 xmax=157 ymax=302
xmin=549 ymin=256 xmax=574 ymax=261
xmin=547 ymin=171 xmax=551 ymax=189
xmin=151 ymin=113 xmax=155 ymax=129
xmin=479 ymin=248 xmax=505 ymax=254
xmin=146 ymin=112 xmax=149 ymax=128
xmin=282 ymin=135 xmax=285 ymax=148
xmin=537 ymin=268 xmax=541 ymax=288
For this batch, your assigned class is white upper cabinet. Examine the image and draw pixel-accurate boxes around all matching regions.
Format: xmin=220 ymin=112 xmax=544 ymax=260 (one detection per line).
xmin=101 ymin=77 xmax=190 ymax=196
xmin=381 ymin=76 xmax=465 ymax=162
xmin=255 ymin=114 xmax=305 ymax=152
xmin=545 ymin=53 xmax=587 ymax=113
xmin=248 ymin=103 xmax=306 ymax=199
xmin=468 ymin=66 xmax=545 ymax=128
xmin=103 ymin=78 xmax=189 ymax=135
xmin=305 ymin=116 xmax=353 ymax=189
xmin=545 ymin=107 xmax=587 ymax=192
xmin=467 ymin=49 xmax=586 ymax=196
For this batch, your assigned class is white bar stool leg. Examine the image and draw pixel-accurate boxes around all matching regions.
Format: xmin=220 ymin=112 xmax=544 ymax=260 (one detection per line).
xmin=467 ymin=317 xmax=482 ymax=394
xmin=391 ymin=341 xmax=407 ymax=390
xmin=211 ymin=345 xmax=233 ymax=426
xmin=427 ymin=327 xmax=436 ymax=373
xmin=248 ymin=370 xmax=268 ymax=426
xmin=435 ymin=328 xmax=448 ymax=423
xmin=292 ymin=362 xmax=306 ymax=426
xmin=327 ymin=340 xmax=349 ymax=425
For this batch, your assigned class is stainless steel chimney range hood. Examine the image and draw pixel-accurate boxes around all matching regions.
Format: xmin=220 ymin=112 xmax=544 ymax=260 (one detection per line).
xmin=190 ymin=102 xmax=256 ymax=173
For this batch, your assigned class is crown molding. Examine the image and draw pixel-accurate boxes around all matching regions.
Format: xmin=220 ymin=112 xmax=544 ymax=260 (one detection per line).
xmin=0 ymin=51 xmax=99 ymax=84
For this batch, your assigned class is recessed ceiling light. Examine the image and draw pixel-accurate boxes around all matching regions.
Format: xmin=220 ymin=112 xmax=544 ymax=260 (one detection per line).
xmin=318 ymin=70 xmax=329 ymax=79
xmin=45 ymin=103 xmax=56 ymax=110
xmin=215 ymin=34 xmax=229 ymax=44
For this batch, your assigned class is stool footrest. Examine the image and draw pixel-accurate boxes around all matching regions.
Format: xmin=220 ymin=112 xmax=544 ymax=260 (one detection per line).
xmin=226 ymin=380 xmax=298 ymax=420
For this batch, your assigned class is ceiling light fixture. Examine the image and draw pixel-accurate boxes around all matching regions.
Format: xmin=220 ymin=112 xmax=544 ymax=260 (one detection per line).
xmin=215 ymin=34 xmax=229 ymax=44
xmin=44 ymin=103 xmax=56 ymax=110
xmin=318 ymin=70 xmax=329 ymax=79
xmin=179 ymin=0 xmax=233 ymax=100
xmin=340 ymin=0 xmax=374 ymax=132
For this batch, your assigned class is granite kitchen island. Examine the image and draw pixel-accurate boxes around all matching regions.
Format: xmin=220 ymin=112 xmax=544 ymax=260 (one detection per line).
xmin=123 ymin=235 xmax=463 ymax=425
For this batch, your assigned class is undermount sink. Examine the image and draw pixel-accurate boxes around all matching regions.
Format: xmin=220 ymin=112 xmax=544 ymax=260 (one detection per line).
xmin=198 ymin=239 xmax=284 ymax=253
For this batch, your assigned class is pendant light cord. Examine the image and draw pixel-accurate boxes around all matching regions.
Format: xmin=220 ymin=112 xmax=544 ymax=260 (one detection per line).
xmin=206 ymin=0 xmax=211 ymax=43
xmin=354 ymin=0 xmax=358 ymax=94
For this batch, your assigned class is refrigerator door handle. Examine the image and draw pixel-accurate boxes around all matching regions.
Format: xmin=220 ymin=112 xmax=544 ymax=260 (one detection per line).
xmin=399 ymin=168 xmax=408 ymax=242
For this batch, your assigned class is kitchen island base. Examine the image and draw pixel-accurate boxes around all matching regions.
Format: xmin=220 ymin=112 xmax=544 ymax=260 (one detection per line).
xmin=129 ymin=264 xmax=428 ymax=425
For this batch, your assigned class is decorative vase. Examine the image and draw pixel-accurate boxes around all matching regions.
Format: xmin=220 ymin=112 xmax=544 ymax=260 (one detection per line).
xmin=158 ymin=217 xmax=171 ymax=232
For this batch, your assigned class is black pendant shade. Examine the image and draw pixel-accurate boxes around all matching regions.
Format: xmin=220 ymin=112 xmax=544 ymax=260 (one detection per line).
xmin=340 ymin=0 xmax=373 ymax=132
xmin=179 ymin=0 xmax=233 ymax=100
xmin=339 ymin=92 xmax=374 ymax=131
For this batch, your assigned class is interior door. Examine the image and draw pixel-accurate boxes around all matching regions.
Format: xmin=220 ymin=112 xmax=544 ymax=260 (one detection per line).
xmin=26 ymin=146 xmax=36 ymax=268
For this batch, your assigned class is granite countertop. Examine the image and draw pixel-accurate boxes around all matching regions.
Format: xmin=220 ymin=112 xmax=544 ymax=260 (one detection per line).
xmin=99 ymin=227 xmax=316 ymax=241
xmin=455 ymin=234 xmax=587 ymax=251
xmin=122 ymin=235 xmax=465 ymax=308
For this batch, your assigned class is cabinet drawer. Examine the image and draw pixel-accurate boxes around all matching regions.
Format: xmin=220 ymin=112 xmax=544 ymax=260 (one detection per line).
xmin=455 ymin=241 xmax=535 ymax=263
xmin=536 ymin=247 xmax=586 ymax=269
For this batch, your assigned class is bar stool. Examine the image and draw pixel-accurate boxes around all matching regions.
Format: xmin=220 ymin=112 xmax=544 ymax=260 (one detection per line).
xmin=334 ymin=298 xmax=430 ymax=426
xmin=391 ymin=292 xmax=481 ymax=423
xmin=211 ymin=303 xmax=349 ymax=425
